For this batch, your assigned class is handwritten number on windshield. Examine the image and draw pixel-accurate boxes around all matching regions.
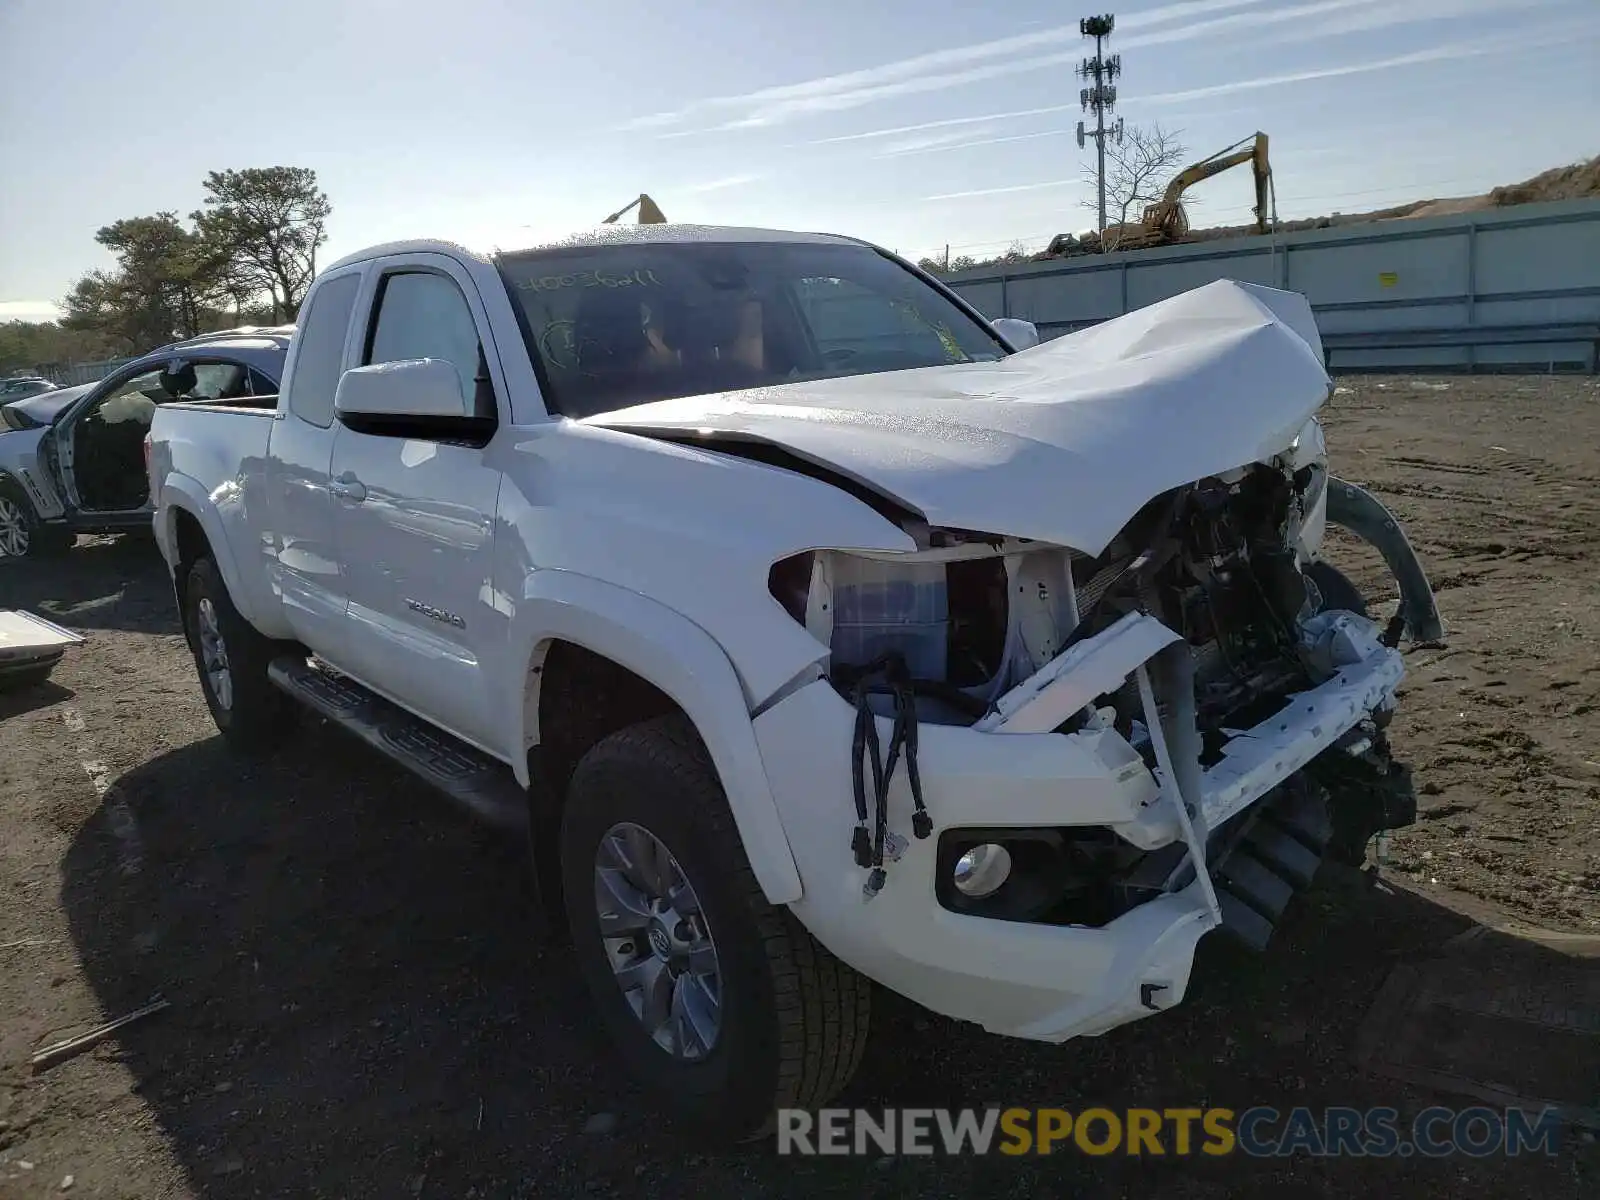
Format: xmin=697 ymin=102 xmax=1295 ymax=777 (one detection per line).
xmin=519 ymin=268 xmax=664 ymax=293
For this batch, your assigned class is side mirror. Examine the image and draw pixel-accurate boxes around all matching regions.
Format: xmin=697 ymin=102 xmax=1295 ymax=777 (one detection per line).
xmin=334 ymin=359 xmax=470 ymax=421
xmin=991 ymin=318 xmax=1040 ymax=351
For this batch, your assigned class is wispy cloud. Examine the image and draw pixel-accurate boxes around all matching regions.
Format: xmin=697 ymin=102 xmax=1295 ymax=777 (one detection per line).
xmin=809 ymin=104 xmax=1081 ymax=147
xmin=925 ymin=179 xmax=1077 ymax=203
xmin=881 ymin=128 xmax=1073 ymax=159
xmin=822 ymin=0 xmax=1589 ymax=159
xmin=682 ymin=174 xmax=762 ymax=194
xmin=624 ymin=0 xmax=1553 ymax=137
xmin=1129 ymin=21 xmax=1594 ymax=109
xmin=620 ymin=0 xmax=1274 ymax=133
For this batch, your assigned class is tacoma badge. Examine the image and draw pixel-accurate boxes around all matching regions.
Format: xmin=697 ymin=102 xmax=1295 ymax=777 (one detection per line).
xmin=404 ymin=598 xmax=466 ymax=629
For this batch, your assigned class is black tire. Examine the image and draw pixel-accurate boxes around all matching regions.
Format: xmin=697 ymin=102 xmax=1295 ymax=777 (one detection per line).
xmin=1306 ymin=560 xmax=1368 ymax=617
xmin=561 ymin=715 xmax=870 ymax=1142
xmin=0 ymin=480 xmax=72 ymax=562
xmin=182 ymin=556 xmax=296 ymax=752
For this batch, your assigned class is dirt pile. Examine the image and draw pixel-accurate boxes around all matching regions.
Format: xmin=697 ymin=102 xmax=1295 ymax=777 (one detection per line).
xmin=1488 ymin=154 xmax=1600 ymax=206
xmin=1188 ymin=154 xmax=1600 ymax=243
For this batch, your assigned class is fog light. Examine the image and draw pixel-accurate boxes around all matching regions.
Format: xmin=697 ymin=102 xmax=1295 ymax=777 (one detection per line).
xmin=953 ymin=843 xmax=1013 ymax=899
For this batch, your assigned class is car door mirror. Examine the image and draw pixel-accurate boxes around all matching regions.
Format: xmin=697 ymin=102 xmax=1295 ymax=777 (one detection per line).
xmin=335 ymin=359 xmax=472 ymax=421
xmin=991 ymin=318 xmax=1040 ymax=351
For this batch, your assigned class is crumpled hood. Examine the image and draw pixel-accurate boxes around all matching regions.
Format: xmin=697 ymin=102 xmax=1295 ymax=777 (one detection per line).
xmin=586 ymin=279 xmax=1332 ymax=555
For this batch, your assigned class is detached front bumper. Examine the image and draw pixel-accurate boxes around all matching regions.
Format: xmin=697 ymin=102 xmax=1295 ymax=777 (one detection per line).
xmin=755 ymin=610 xmax=1408 ymax=1043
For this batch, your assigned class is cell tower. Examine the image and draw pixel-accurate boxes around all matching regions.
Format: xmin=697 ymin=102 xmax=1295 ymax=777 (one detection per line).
xmin=1076 ymin=13 xmax=1124 ymax=235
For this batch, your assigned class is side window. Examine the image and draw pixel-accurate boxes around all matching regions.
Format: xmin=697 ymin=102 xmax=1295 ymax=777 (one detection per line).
xmin=246 ymin=368 xmax=278 ymax=397
xmin=184 ymin=362 xmax=250 ymax=400
xmin=89 ymin=369 xmax=167 ymax=427
xmin=288 ymin=273 xmax=361 ymax=428
xmin=364 ymin=271 xmax=483 ymax=402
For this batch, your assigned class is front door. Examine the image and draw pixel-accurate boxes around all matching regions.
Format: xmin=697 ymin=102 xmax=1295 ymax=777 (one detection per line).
xmin=54 ymin=364 xmax=167 ymax=516
xmin=57 ymin=357 xmax=268 ymax=519
xmin=326 ymin=257 xmax=508 ymax=754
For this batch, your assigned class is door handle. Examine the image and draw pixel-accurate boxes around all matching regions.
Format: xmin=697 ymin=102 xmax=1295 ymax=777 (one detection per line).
xmin=330 ymin=473 xmax=368 ymax=502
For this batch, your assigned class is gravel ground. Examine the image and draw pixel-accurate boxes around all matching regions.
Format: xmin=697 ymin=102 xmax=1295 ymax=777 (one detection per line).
xmin=1 ymin=373 xmax=1597 ymax=1198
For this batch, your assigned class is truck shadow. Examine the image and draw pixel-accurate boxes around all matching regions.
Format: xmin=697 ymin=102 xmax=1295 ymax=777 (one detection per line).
xmin=61 ymin=731 xmax=1591 ymax=1199
xmin=0 ymin=536 xmax=178 ymax=636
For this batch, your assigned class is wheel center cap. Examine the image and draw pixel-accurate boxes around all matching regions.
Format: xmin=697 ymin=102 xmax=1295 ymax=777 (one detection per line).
xmin=647 ymin=921 xmax=673 ymax=961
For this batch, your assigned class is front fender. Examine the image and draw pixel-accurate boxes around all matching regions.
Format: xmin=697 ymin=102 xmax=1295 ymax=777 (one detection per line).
xmin=503 ymin=569 xmax=804 ymax=905
xmin=0 ymin=428 xmax=65 ymax=519
xmin=1325 ymin=476 xmax=1445 ymax=644
xmin=157 ymin=472 xmax=260 ymax=626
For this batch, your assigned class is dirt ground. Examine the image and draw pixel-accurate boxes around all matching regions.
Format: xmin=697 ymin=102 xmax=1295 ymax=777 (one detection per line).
xmin=1 ymin=373 xmax=1597 ymax=1198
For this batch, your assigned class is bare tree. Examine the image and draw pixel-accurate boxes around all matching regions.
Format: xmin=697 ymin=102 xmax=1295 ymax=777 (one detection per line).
xmin=1082 ymin=122 xmax=1189 ymax=234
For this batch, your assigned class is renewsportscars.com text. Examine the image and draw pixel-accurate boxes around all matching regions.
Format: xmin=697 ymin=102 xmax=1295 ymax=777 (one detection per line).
xmin=776 ymin=1105 xmax=1564 ymax=1158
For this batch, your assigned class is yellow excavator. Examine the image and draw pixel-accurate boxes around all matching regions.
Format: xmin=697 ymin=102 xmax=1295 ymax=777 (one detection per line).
xmin=1043 ymin=132 xmax=1272 ymax=257
xmin=602 ymin=194 xmax=668 ymax=224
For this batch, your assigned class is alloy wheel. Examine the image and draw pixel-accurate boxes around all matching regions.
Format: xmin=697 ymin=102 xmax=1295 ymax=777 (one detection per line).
xmin=0 ymin=495 xmax=29 ymax=558
xmin=594 ymin=821 xmax=723 ymax=1061
xmin=196 ymin=597 xmax=234 ymax=711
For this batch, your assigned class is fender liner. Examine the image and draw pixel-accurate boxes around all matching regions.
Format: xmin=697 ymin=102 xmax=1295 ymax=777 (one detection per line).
xmin=504 ymin=570 xmax=804 ymax=905
xmin=1325 ymin=475 xmax=1445 ymax=644
xmin=156 ymin=474 xmax=261 ymax=627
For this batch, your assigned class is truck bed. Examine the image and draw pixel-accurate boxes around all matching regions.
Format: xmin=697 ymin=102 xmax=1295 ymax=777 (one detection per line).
xmin=148 ymin=399 xmax=279 ymax=530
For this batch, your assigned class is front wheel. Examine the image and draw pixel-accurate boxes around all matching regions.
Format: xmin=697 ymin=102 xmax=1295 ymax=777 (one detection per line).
xmin=0 ymin=483 xmax=72 ymax=562
xmin=561 ymin=715 xmax=870 ymax=1142
xmin=182 ymin=556 xmax=296 ymax=752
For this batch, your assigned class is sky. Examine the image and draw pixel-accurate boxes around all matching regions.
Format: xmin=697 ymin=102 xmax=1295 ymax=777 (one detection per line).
xmin=2 ymin=0 xmax=1597 ymax=322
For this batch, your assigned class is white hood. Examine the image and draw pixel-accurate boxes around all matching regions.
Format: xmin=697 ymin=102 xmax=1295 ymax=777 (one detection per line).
xmin=587 ymin=279 xmax=1332 ymax=556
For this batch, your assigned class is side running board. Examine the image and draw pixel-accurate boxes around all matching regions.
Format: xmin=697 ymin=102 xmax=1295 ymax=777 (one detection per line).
xmin=267 ymin=656 xmax=529 ymax=833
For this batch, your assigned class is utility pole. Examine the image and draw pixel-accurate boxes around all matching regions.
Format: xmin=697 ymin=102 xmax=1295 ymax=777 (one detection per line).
xmin=1076 ymin=14 xmax=1124 ymax=235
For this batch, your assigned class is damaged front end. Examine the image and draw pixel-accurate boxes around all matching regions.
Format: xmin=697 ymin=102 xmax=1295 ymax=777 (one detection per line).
xmin=768 ymin=443 xmax=1441 ymax=954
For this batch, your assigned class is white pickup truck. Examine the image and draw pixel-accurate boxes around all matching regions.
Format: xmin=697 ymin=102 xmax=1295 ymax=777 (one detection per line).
xmin=147 ymin=224 xmax=1442 ymax=1140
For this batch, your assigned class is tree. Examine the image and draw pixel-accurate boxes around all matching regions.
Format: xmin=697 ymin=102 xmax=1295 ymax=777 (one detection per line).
xmin=916 ymin=253 xmax=978 ymax=277
xmin=0 ymin=320 xmax=116 ymax=377
xmin=1083 ymin=122 xmax=1188 ymax=243
xmin=61 ymin=213 xmax=220 ymax=351
xmin=192 ymin=167 xmax=330 ymax=320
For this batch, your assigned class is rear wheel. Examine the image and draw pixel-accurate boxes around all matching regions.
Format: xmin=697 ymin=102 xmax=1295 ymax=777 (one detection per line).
xmin=560 ymin=715 xmax=870 ymax=1142
xmin=182 ymin=556 xmax=296 ymax=752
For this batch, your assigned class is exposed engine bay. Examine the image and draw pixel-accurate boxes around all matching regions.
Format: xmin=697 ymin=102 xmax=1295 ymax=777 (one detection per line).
xmin=771 ymin=453 xmax=1347 ymax=744
xmin=768 ymin=449 xmax=1433 ymax=939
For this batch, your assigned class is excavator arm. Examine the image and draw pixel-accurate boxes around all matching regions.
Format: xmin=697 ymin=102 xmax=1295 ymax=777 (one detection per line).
xmin=602 ymin=194 xmax=668 ymax=224
xmin=1141 ymin=132 xmax=1271 ymax=240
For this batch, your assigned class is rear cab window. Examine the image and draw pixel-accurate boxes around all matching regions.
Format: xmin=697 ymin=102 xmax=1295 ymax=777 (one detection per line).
xmin=287 ymin=272 xmax=362 ymax=427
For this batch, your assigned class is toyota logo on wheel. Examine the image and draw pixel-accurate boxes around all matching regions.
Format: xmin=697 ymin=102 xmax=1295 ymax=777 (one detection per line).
xmin=649 ymin=925 xmax=672 ymax=959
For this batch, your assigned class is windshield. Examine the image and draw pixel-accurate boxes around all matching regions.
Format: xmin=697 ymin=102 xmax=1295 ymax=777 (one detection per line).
xmin=496 ymin=240 xmax=1007 ymax=418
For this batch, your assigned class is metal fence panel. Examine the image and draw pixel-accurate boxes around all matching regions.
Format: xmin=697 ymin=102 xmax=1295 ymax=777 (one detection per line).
xmin=941 ymin=197 xmax=1600 ymax=372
